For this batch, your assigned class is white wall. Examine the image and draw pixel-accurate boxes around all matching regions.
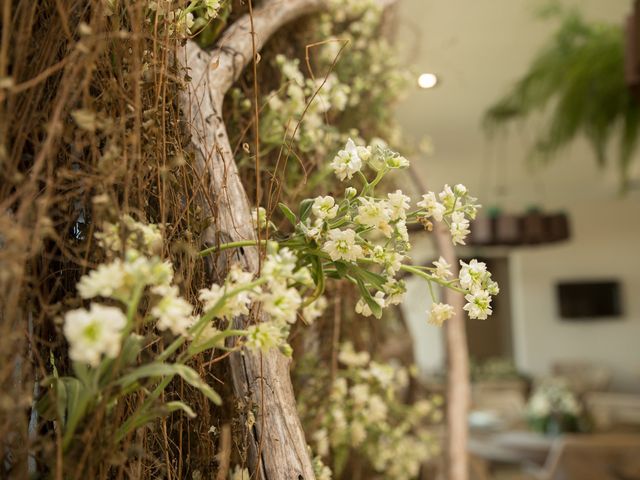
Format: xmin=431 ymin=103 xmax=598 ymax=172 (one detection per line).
xmin=510 ymin=199 xmax=640 ymax=392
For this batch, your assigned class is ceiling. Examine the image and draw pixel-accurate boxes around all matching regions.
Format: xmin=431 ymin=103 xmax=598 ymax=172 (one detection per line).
xmin=395 ymin=0 xmax=640 ymax=211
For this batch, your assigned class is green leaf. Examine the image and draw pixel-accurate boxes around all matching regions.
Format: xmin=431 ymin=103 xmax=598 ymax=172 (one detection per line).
xmin=356 ymin=279 xmax=383 ymax=319
xmin=356 ymin=268 xmax=387 ymax=291
xmin=117 ymin=363 xmax=222 ymax=405
xmin=59 ymin=377 xmax=92 ymax=449
xmin=188 ymin=329 xmax=246 ymax=356
xmin=278 ymin=203 xmax=297 ymax=226
xmin=334 ymin=261 xmax=349 ymax=278
xmin=298 ymin=198 xmax=314 ymax=222
xmin=166 ymin=401 xmax=197 ymax=418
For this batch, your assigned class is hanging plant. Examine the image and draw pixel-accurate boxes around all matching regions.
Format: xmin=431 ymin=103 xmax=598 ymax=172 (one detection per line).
xmin=484 ymin=5 xmax=639 ymax=191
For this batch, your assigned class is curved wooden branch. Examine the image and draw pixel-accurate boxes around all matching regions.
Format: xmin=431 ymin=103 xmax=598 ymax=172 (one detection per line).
xmin=181 ymin=1 xmax=328 ymax=478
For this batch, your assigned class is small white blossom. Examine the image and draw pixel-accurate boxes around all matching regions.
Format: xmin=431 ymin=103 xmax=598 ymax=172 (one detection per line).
xmin=385 ymin=152 xmax=410 ymax=169
xmin=77 ymin=260 xmax=125 ymax=299
xmin=433 ymin=256 xmax=452 ymax=280
xmin=350 ymin=384 xmax=370 ymax=406
xmin=450 ymin=211 xmax=470 ymax=245
xmin=439 ymin=184 xmax=456 ymax=209
xmin=383 ymin=279 xmax=406 ymax=305
xmin=338 ymin=342 xmax=370 ymax=367
xmin=252 ymin=206 xmax=267 ymax=230
xmin=262 ymin=248 xmax=297 ymax=284
xmin=387 ymin=190 xmax=410 ymax=220
xmin=260 ymin=284 xmax=302 ymax=324
xmin=394 ymin=219 xmax=410 ymax=243
xmin=354 ymin=198 xmax=392 ymax=237
xmin=427 ymin=302 xmax=455 ymax=326
xmin=463 ymin=290 xmax=493 ymax=320
xmin=323 ymin=228 xmax=362 ymax=262
xmin=367 ymin=394 xmax=388 ymax=422
xmin=459 ymin=259 xmax=488 ymax=291
xmin=63 ymin=304 xmax=127 ymax=367
xmin=245 ymin=322 xmax=288 ymax=352
xmin=350 ymin=420 xmax=367 ymax=446
xmin=330 ymin=138 xmax=363 ymax=181
xmin=355 ymin=291 xmax=385 ymax=318
xmin=151 ymin=285 xmax=193 ymax=336
xmin=312 ymin=195 xmax=339 ymax=220
xmin=416 ymin=192 xmax=446 ymax=222
xmin=302 ymin=296 xmax=328 ymax=324
xmin=302 ymin=218 xmax=324 ymax=241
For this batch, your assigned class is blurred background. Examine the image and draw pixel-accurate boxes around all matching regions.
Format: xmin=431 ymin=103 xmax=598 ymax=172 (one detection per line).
xmin=394 ymin=1 xmax=640 ymax=478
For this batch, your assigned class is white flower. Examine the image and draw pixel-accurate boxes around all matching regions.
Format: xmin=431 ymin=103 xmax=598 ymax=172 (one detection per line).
xmin=350 ymin=384 xmax=369 ymax=406
xmin=463 ymin=290 xmax=492 ymax=320
xmin=323 ymin=228 xmax=362 ymax=262
xmin=355 ymin=291 xmax=385 ymax=318
xmin=203 ymin=0 xmax=221 ymax=18
xmin=383 ymin=279 xmax=406 ymax=305
xmin=245 ymin=322 xmax=287 ymax=352
xmin=417 ymin=192 xmax=446 ymax=222
xmin=454 ymin=183 xmax=467 ymax=196
xmin=123 ymin=251 xmax=173 ymax=287
xmin=354 ymin=198 xmax=392 ymax=237
xmin=313 ymin=428 xmax=330 ymax=457
xmin=350 ymin=420 xmax=367 ymax=446
xmin=394 ymin=219 xmax=409 ymax=243
xmin=330 ymin=138 xmax=362 ymax=181
xmin=312 ymin=195 xmax=338 ymax=220
xmin=198 ymin=281 xmax=253 ymax=320
xmin=433 ymin=256 xmax=452 ymax=280
xmin=427 ymin=302 xmax=455 ymax=326
xmin=338 ymin=342 xmax=369 ymax=367
xmin=63 ymin=304 xmax=127 ymax=367
xmin=302 ymin=296 xmax=328 ymax=324
xmin=459 ymin=259 xmax=488 ymax=291
xmin=151 ymin=285 xmax=193 ymax=336
xmin=252 ymin=206 xmax=267 ymax=230
xmin=385 ymin=152 xmax=410 ymax=169
xmin=77 ymin=260 xmax=125 ymax=299
xmin=439 ymin=184 xmax=456 ymax=209
xmin=260 ymin=284 xmax=302 ymax=324
xmin=302 ymin=218 xmax=324 ymax=241
xmin=262 ymin=248 xmax=297 ymax=284
xmin=344 ymin=186 xmax=358 ymax=199
xmin=367 ymin=394 xmax=388 ymax=422
xmin=387 ymin=190 xmax=410 ymax=220
xmin=450 ymin=211 xmax=470 ymax=245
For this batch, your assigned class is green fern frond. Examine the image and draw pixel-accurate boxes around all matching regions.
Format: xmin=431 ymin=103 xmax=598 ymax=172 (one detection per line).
xmin=484 ymin=9 xmax=638 ymax=190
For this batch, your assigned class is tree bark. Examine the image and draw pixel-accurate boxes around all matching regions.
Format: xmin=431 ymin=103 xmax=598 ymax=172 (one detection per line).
xmin=180 ymin=1 xmax=327 ymax=478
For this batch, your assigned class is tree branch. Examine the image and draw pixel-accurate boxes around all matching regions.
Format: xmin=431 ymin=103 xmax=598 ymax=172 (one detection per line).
xmin=180 ymin=1 xmax=329 ymax=479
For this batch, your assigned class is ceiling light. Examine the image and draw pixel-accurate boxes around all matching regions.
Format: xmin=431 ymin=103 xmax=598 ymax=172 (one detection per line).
xmin=418 ymin=73 xmax=438 ymax=89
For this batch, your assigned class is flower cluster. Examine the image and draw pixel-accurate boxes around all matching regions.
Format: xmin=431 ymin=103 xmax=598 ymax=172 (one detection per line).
xmin=266 ymin=138 xmax=497 ymax=326
xmin=300 ymin=343 xmax=442 ymax=479
xmin=319 ymin=0 xmax=412 ymax=142
xmin=416 ymin=184 xmax=480 ymax=245
xmin=156 ymin=0 xmax=223 ymax=35
xmin=527 ymin=379 xmax=582 ymax=419
xmin=231 ymin=53 xmax=350 ymax=156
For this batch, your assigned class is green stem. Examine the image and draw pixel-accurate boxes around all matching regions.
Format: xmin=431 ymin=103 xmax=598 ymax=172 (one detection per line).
xmin=198 ymin=239 xmax=267 ymax=257
xmin=400 ymin=265 xmax=466 ymax=294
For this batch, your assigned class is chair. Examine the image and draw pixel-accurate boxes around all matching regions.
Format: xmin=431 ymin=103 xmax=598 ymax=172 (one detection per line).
xmin=585 ymin=392 xmax=640 ymax=432
xmin=532 ymin=434 xmax=640 ymax=480
xmin=552 ymin=361 xmax=612 ymax=394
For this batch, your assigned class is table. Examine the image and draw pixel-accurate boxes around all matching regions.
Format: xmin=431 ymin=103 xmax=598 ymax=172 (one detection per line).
xmin=468 ymin=429 xmax=557 ymax=480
